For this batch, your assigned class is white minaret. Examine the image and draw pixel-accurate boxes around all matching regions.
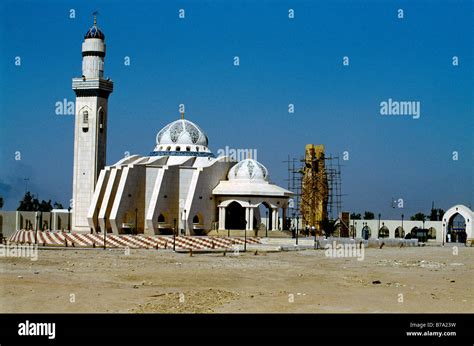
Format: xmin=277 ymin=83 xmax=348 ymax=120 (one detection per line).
xmin=71 ymin=16 xmax=113 ymax=232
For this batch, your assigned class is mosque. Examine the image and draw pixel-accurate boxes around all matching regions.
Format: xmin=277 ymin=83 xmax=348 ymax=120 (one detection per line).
xmin=70 ymin=17 xmax=293 ymax=235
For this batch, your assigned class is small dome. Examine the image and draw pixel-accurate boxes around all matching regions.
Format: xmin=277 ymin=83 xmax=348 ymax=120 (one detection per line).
xmin=156 ymin=119 xmax=208 ymax=147
xmin=228 ymin=159 xmax=269 ymax=182
xmin=85 ymin=25 xmax=105 ymax=40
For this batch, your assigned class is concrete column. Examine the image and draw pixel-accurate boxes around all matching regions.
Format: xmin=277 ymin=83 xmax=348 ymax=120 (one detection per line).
xmin=245 ymin=207 xmax=251 ymax=230
xmin=15 ymin=211 xmax=20 ymax=231
xmin=52 ymin=212 xmax=57 ymax=231
xmin=249 ymin=207 xmax=254 ymax=230
xmin=218 ymin=207 xmax=226 ymax=230
xmin=271 ymin=208 xmax=278 ymax=231
xmin=34 ymin=212 xmax=38 ymax=230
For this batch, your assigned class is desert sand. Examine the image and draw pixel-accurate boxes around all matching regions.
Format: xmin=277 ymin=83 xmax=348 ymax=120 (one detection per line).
xmin=0 ymin=244 xmax=472 ymax=313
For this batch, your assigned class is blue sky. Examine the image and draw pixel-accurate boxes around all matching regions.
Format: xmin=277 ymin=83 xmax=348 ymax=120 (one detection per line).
xmin=0 ymin=0 xmax=472 ymax=218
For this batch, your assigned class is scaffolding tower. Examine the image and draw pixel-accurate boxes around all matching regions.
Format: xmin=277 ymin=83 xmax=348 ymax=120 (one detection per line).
xmin=284 ymin=148 xmax=343 ymax=231
xmin=284 ymin=155 xmax=303 ymax=219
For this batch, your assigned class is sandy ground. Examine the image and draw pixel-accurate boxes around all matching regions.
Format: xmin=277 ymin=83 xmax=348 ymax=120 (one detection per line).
xmin=0 ymin=244 xmax=472 ymax=313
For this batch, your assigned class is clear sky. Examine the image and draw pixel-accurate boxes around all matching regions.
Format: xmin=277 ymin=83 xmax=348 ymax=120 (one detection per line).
xmin=0 ymin=0 xmax=472 ymax=218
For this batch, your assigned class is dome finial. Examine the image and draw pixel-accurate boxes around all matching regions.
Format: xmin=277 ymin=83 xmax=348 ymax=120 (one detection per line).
xmin=92 ymin=10 xmax=99 ymax=26
xmin=181 ymin=111 xmax=185 ymax=119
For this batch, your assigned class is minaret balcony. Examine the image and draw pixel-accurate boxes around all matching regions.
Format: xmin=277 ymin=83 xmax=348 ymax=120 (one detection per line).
xmin=72 ymin=77 xmax=113 ymax=91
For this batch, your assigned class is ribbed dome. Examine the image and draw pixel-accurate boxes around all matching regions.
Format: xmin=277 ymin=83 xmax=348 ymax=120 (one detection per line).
xmin=85 ymin=25 xmax=105 ymax=40
xmin=156 ymin=119 xmax=208 ymax=147
xmin=228 ymin=159 xmax=269 ymax=182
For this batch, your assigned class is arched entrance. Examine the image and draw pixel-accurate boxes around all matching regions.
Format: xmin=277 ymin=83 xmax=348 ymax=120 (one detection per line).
xmin=258 ymin=202 xmax=272 ymax=232
xmin=378 ymin=226 xmax=389 ymax=238
xmin=394 ymin=226 xmax=404 ymax=238
xmin=442 ymin=205 xmax=473 ymax=243
xmin=362 ymin=225 xmax=371 ymax=240
xmin=225 ymin=201 xmax=246 ymax=230
xmin=447 ymin=214 xmax=466 ymax=242
xmin=428 ymin=227 xmax=437 ymax=240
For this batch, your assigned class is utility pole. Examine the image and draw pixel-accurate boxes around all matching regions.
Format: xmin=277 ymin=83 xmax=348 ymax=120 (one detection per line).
xmin=103 ymin=216 xmax=107 ymax=250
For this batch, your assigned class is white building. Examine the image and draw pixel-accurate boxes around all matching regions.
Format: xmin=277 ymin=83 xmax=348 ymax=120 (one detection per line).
xmin=84 ymin=117 xmax=293 ymax=235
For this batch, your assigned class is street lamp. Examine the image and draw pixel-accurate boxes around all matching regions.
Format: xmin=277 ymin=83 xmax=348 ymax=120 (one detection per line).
xmin=103 ymin=216 xmax=107 ymax=250
xmin=134 ymin=208 xmax=138 ymax=235
xmin=67 ymin=207 xmax=71 ymax=231
xmin=292 ymin=212 xmax=296 ymax=238
xmin=401 ymin=214 xmax=404 ymax=236
xmin=183 ymin=209 xmax=186 ymax=236
xmin=265 ymin=210 xmax=268 ymax=238
xmin=173 ymin=218 xmax=177 ymax=252
xmin=95 ymin=207 xmax=99 ymax=234
xmin=35 ymin=212 xmax=39 ymax=244
xmin=40 ymin=210 xmax=44 ymax=231
xmin=296 ymin=214 xmax=299 ymax=245
xmin=442 ymin=222 xmax=445 ymax=246
xmin=244 ymin=220 xmax=247 ymax=252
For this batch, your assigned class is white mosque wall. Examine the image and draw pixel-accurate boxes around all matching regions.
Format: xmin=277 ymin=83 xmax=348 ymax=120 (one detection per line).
xmin=144 ymin=166 xmax=161 ymax=234
xmin=255 ymin=217 xmax=446 ymax=241
xmin=145 ymin=165 xmax=180 ymax=235
xmin=98 ymin=168 xmax=122 ymax=233
xmin=87 ymin=168 xmax=110 ymax=232
xmin=109 ymin=165 xmax=146 ymax=234
xmin=178 ymin=168 xmax=195 ymax=232
xmin=350 ymin=219 xmax=443 ymax=241
xmin=0 ymin=211 xmax=73 ymax=238
xmin=183 ymin=159 xmax=233 ymax=235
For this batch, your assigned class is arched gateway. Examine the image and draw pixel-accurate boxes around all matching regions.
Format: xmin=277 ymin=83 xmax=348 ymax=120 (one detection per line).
xmin=442 ymin=205 xmax=473 ymax=243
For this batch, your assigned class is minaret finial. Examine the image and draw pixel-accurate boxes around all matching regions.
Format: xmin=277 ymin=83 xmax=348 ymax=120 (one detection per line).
xmin=93 ymin=11 xmax=99 ymax=26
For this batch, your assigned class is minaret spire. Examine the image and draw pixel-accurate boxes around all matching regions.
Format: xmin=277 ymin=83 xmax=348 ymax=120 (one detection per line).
xmin=93 ymin=10 xmax=99 ymax=26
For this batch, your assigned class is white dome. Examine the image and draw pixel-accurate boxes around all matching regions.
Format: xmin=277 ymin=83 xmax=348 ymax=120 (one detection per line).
xmin=156 ymin=119 xmax=208 ymax=147
xmin=228 ymin=159 xmax=269 ymax=182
